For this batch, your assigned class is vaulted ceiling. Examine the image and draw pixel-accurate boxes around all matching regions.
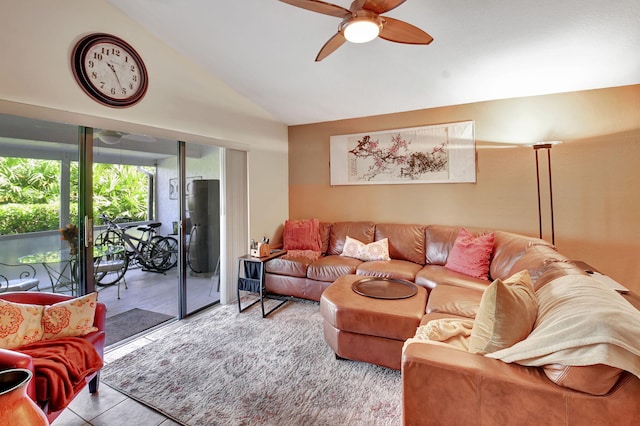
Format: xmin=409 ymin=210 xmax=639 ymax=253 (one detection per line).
xmin=106 ymin=0 xmax=640 ymax=126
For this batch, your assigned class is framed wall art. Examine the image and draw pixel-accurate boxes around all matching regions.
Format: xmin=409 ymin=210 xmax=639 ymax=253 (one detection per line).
xmin=169 ymin=176 xmax=202 ymax=200
xmin=330 ymin=121 xmax=475 ymax=185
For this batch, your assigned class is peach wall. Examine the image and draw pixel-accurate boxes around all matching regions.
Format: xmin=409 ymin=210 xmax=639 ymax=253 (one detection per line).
xmin=288 ymin=85 xmax=640 ymax=294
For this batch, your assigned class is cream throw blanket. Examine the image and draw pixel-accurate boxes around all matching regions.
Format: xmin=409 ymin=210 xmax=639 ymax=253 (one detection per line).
xmin=487 ymin=274 xmax=640 ymax=378
xmin=405 ymin=318 xmax=474 ymax=351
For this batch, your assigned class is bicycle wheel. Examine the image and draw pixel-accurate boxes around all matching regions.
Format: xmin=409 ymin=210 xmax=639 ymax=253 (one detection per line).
xmin=148 ymin=237 xmax=172 ymax=272
xmin=94 ymin=229 xmax=123 ymax=246
xmin=163 ymin=236 xmax=178 ymax=269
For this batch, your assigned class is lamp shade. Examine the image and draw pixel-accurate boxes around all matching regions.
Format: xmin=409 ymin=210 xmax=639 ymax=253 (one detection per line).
xmin=343 ymin=18 xmax=380 ymax=43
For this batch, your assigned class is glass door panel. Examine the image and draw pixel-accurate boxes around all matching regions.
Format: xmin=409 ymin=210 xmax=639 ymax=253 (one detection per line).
xmin=92 ymin=130 xmax=179 ymax=343
xmin=184 ymin=142 xmax=221 ymax=314
xmin=0 ymin=114 xmax=80 ymax=296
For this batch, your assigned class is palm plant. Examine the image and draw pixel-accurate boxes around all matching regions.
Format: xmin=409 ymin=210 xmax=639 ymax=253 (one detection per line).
xmin=0 ymin=157 xmax=151 ymax=234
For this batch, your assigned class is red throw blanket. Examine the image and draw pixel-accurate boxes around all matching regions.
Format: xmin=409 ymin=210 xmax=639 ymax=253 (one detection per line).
xmin=17 ymin=337 xmax=104 ymax=412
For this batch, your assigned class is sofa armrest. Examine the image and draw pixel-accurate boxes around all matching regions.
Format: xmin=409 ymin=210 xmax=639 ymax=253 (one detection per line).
xmin=401 ymin=341 xmax=640 ymax=426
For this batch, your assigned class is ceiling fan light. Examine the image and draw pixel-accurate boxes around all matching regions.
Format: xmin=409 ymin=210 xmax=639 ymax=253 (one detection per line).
xmin=96 ymin=130 xmax=124 ymax=145
xmin=344 ymin=19 xmax=380 ymax=43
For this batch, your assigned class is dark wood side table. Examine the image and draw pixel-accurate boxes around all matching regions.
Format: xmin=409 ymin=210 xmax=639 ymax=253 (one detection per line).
xmin=237 ymin=250 xmax=288 ymax=317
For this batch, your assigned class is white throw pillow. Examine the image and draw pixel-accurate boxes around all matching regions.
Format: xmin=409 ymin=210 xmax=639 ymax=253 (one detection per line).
xmin=340 ymin=236 xmax=391 ymax=261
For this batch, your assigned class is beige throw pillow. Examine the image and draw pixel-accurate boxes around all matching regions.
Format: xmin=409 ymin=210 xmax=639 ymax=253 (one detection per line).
xmin=340 ymin=236 xmax=391 ymax=261
xmin=0 ymin=299 xmax=45 ymax=349
xmin=42 ymin=292 xmax=99 ymax=340
xmin=468 ymin=270 xmax=537 ymax=355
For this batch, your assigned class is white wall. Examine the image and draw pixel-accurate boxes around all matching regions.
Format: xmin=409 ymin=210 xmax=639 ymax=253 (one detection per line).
xmin=0 ymin=0 xmax=288 ymax=251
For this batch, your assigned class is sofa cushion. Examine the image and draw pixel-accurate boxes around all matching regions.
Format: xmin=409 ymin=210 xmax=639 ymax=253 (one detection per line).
xmin=319 ymin=222 xmax=332 ymax=254
xmin=507 ymin=244 xmax=569 ymax=287
xmin=424 ymin=225 xmax=491 ymax=266
xmin=356 ymin=259 xmax=422 ymax=282
xmin=444 ymin=228 xmax=495 ymax=280
xmin=42 ymin=292 xmax=99 ymax=340
xmin=375 ymin=223 xmax=426 ymax=265
xmin=534 ymin=259 xmax=588 ymax=291
xmin=426 ymin=284 xmax=484 ymax=319
xmin=490 ymin=231 xmax=553 ymax=281
xmin=543 ymin=363 xmax=623 ymax=396
xmin=0 ymin=299 xmax=45 ymax=349
xmin=327 ymin=222 xmax=375 ymax=256
xmin=265 ymin=254 xmax=316 ymax=278
xmin=307 ymin=255 xmax=363 ymax=282
xmin=282 ymin=218 xmax=321 ymax=251
xmin=415 ymin=265 xmax=492 ymax=292
xmin=341 ymin=236 xmax=390 ymax=261
xmin=468 ymin=270 xmax=537 ymax=355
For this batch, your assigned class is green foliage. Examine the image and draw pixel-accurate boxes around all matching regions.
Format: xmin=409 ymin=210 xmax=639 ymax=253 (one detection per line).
xmin=0 ymin=203 xmax=64 ymax=234
xmin=0 ymin=157 xmax=151 ymax=235
xmin=0 ymin=158 xmax=61 ymax=204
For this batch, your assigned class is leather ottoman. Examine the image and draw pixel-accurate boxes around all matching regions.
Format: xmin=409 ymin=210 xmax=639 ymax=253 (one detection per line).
xmin=320 ymin=274 xmax=428 ymax=370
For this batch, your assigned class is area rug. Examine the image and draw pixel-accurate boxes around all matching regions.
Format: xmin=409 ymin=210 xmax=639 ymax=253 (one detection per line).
xmin=105 ymin=308 xmax=174 ymax=346
xmin=101 ymin=300 xmax=401 ymax=425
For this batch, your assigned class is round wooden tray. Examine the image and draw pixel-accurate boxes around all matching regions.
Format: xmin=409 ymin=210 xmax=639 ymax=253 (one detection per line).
xmin=351 ymin=277 xmax=418 ymax=299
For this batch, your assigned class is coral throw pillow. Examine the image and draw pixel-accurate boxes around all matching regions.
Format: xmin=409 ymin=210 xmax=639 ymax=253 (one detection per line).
xmin=0 ymin=300 xmax=45 ymax=349
xmin=468 ymin=270 xmax=537 ymax=355
xmin=282 ymin=218 xmax=322 ymax=252
xmin=43 ymin=292 xmax=99 ymax=340
xmin=340 ymin=236 xmax=391 ymax=261
xmin=445 ymin=228 xmax=495 ymax=280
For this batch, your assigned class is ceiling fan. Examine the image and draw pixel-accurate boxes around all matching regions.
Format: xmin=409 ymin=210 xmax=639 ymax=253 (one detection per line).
xmin=279 ymin=0 xmax=433 ymax=61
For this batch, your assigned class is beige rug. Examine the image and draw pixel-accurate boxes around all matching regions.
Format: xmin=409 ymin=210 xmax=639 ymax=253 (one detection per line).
xmin=101 ymin=299 xmax=402 ymax=425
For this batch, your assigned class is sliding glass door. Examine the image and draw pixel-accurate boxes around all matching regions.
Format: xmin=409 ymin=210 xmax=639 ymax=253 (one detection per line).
xmin=0 ymin=113 xmax=223 ymax=342
xmin=91 ymin=130 xmax=182 ymax=327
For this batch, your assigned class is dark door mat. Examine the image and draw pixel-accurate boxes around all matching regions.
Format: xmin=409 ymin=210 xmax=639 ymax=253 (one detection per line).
xmin=105 ymin=308 xmax=174 ymax=346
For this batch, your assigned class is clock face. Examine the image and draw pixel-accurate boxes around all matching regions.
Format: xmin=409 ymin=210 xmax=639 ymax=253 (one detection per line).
xmin=72 ymin=34 xmax=148 ymax=107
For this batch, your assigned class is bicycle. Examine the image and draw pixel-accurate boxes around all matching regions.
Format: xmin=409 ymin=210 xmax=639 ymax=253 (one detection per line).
xmin=95 ymin=214 xmax=178 ymax=274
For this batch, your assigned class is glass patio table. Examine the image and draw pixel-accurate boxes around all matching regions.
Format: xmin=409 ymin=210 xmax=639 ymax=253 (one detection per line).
xmin=19 ymin=245 xmax=124 ymax=296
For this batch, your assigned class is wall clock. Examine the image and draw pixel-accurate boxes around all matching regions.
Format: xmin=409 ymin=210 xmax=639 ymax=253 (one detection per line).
xmin=71 ymin=33 xmax=148 ymax=108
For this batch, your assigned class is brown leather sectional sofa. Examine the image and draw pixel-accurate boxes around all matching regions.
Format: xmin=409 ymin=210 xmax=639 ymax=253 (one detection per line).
xmin=264 ymin=221 xmax=640 ymax=425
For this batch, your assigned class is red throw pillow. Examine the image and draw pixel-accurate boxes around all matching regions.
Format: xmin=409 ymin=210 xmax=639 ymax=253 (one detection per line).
xmin=445 ymin=228 xmax=495 ymax=280
xmin=282 ymin=219 xmax=321 ymax=252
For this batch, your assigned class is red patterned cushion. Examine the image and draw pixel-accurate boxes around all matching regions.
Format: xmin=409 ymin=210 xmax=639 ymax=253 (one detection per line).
xmin=445 ymin=228 xmax=495 ymax=280
xmin=282 ymin=219 xmax=321 ymax=251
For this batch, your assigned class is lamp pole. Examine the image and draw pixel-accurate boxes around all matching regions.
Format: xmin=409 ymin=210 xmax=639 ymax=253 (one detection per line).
xmin=533 ymin=143 xmax=556 ymax=245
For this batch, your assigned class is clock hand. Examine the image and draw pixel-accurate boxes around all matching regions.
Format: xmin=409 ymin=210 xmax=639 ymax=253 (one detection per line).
xmin=106 ymin=63 xmax=122 ymax=88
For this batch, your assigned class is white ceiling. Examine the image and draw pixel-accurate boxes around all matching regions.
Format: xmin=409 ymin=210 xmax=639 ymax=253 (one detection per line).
xmin=106 ymin=0 xmax=640 ymax=126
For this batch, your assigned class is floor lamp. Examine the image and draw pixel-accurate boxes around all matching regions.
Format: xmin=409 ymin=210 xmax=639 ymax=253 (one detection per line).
xmin=533 ymin=142 xmax=559 ymax=245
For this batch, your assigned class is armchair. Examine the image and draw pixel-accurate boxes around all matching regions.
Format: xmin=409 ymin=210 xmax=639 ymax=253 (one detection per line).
xmin=0 ymin=291 xmax=106 ymax=423
xmin=0 ymin=262 xmax=40 ymax=293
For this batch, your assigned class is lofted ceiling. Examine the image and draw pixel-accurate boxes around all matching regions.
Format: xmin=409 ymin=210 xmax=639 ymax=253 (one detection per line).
xmin=106 ymin=0 xmax=640 ymax=126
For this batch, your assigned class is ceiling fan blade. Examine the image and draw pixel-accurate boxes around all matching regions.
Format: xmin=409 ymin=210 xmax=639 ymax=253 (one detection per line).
xmin=349 ymin=0 xmax=367 ymax=12
xmin=315 ymin=32 xmax=346 ymax=61
xmin=379 ymin=16 xmax=433 ymax=44
xmin=362 ymin=0 xmax=406 ymax=14
xmin=279 ymin=0 xmax=350 ymax=18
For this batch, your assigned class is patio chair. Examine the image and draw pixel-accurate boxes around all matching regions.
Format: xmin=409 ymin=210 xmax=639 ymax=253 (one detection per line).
xmin=93 ymin=246 xmax=128 ymax=299
xmin=0 ymin=262 xmax=40 ymax=293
